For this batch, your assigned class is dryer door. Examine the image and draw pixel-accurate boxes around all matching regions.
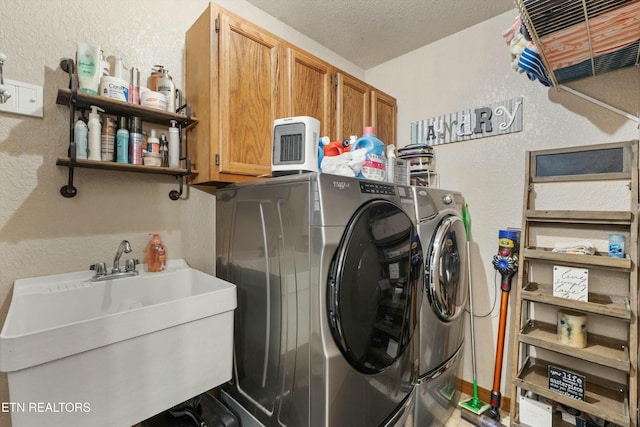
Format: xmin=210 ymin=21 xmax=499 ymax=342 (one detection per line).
xmin=327 ymin=200 xmax=422 ymax=374
xmin=426 ymin=215 xmax=467 ymax=322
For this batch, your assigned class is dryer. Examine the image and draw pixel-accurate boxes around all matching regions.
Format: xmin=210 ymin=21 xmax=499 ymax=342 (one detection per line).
xmin=216 ymin=173 xmax=422 ymax=427
xmin=412 ymin=187 xmax=468 ymax=426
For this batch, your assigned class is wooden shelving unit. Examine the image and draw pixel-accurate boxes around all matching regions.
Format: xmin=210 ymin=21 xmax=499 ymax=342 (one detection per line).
xmin=509 ymin=141 xmax=639 ymax=427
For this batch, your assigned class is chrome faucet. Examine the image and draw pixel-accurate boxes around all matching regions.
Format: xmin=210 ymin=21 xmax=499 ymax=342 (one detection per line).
xmin=113 ymin=240 xmax=132 ymax=273
xmin=91 ymin=240 xmax=139 ymax=282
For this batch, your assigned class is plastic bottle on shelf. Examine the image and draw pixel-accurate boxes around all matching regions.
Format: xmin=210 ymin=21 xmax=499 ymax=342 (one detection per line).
xmin=146 ymin=233 xmax=166 ymax=272
xmin=101 ymin=117 xmax=116 ymax=161
xmin=100 ymin=50 xmax=110 ymax=77
xmin=113 ymin=55 xmax=124 ymax=79
xmin=160 ymin=133 xmax=169 ymax=167
xmin=157 ymin=69 xmax=176 ymax=113
xmin=115 ymin=116 xmax=129 ymax=164
xmin=87 ymin=105 xmax=104 ymax=161
xmin=351 ymin=126 xmax=386 ymax=181
xmin=73 ymin=113 xmax=88 ymax=160
xmin=129 ymin=116 xmax=143 ymax=165
xmin=149 ymin=65 xmax=165 ymax=92
xmin=386 ymin=144 xmax=396 ymax=183
xmin=147 ymin=129 xmax=159 ymax=153
xmin=168 ymin=120 xmax=180 ymax=169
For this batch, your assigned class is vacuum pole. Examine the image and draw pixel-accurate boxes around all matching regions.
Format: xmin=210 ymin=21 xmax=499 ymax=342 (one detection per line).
xmin=486 ymin=229 xmax=519 ymax=421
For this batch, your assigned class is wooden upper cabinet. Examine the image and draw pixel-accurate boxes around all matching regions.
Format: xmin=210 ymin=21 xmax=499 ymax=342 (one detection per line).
xmin=371 ymin=90 xmax=397 ymax=148
xmin=186 ymin=4 xmax=285 ymax=184
xmin=287 ymin=49 xmax=333 ymax=139
xmin=185 ymin=4 xmax=397 ymax=186
xmin=335 ymin=73 xmax=370 ymax=142
xmin=219 ymin=13 xmax=285 ymax=177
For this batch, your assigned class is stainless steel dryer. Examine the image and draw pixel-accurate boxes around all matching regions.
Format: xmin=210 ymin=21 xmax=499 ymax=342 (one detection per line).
xmin=216 ymin=173 xmax=423 ymax=427
xmin=412 ymin=187 xmax=468 ymax=426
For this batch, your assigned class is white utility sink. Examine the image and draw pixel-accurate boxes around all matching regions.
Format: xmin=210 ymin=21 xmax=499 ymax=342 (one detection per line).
xmin=0 ymin=259 xmax=236 ymax=427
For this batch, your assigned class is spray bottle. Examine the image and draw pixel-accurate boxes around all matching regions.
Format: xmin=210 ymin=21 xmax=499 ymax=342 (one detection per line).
xmin=129 ymin=117 xmax=143 ymax=165
xmin=87 ymin=105 xmax=104 ymax=161
xmin=116 ymin=116 xmax=129 ymax=163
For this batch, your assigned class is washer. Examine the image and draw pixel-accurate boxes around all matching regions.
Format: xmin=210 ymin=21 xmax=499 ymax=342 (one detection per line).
xmin=216 ymin=173 xmax=422 ymax=427
xmin=412 ymin=187 xmax=468 ymax=426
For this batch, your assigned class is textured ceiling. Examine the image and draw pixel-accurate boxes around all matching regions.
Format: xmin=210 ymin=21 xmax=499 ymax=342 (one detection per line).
xmin=244 ymin=0 xmax=517 ymax=69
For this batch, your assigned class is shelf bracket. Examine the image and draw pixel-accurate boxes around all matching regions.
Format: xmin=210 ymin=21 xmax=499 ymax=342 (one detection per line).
xmin=559 ymin=85 xmax=640 ymax=124
xmin=59 ymin=58 xmax=78 ymax=198
xmin=169 ymin=157 xmax=191 ymax=200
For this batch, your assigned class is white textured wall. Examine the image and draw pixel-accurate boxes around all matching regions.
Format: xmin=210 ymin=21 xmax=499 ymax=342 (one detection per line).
xmin=366 ymin=10 xmax=640 ymax=398
xmin=0 ymin=1 xmax=361 ymax=425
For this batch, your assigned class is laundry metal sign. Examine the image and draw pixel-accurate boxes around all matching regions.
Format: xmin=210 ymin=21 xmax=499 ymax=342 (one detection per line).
xmin=410 ymin=97 xmax=523 ymax=146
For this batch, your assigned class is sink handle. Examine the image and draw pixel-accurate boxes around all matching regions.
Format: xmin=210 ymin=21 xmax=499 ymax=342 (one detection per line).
xmin=91 ymin=262 xmax=107 ymax=276
xmin=125 ymin=259 xmax=140 ymax=272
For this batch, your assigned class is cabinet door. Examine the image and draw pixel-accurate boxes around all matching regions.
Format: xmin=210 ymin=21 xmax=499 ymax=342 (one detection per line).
xmin=335 ymin=73 xmax=370 ymax=141
xmin=288 ymin=49 xmax=333 ymax=139
xmin=371 ymin=90 xmax=397 ymax=147
xmin=218 ymin=12 xmax=286 ymax=176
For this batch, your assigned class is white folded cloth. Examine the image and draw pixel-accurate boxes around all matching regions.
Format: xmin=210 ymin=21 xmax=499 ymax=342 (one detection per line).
xmin=551 ymin=240 xmax=595 ymax=255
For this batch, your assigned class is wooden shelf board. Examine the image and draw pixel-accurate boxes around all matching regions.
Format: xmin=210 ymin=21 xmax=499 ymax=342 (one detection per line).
xmin=523 ymin=247 xmax=632 ymax=270
xmin=57 ymin=157 xmax=197 ymax=177
xmin=515 ymin=357 xmax=629 ymax=426
xmin=525 ymin=210 xmax=633 ymax=225
xmin=519 ymin=320 xmax=630 ymax=371
xmin=56 ymin=88 xmax=198 ymax=128
xmin=522 ymin=282 xmax=631 ymax=320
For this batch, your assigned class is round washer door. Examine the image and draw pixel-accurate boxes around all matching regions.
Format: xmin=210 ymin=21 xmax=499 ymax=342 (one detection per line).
xmin=426 ymin=215 xmax=467 ymax=322
xmin=327 ymin=200 xmax=422 ymax=374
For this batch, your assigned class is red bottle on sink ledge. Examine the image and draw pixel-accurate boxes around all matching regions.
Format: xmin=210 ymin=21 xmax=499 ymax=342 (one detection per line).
xmin=146 ymin=233 xmax=166 ymax=272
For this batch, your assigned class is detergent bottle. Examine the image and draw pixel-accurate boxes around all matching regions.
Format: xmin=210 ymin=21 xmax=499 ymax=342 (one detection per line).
xmin=351 ymin=126 xmax=386 ymax=181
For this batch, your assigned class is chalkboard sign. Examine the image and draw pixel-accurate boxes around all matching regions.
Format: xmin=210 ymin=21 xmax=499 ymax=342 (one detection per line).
xmin=536 ymin=148 xmax=624 ymax=177
xmin=548 ymin=365 xmax=585 ymax=400
xmin=529 ymin=141 xmax=633 ymax=183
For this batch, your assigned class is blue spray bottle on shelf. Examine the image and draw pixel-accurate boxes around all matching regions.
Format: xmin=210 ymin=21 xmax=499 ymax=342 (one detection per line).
xmin=351 ymin=126 xmax=386 ymax=181
xmin=115 ymin=116 xmax=129 ymax=163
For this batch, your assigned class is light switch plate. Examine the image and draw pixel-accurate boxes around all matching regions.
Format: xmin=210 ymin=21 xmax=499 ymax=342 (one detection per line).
xmin=0 ymin=78 xmax=43 ymax=118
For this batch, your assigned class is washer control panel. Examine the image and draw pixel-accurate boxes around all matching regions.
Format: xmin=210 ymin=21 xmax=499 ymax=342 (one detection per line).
xmin=359 ymin=182 xmax=395 ymax=195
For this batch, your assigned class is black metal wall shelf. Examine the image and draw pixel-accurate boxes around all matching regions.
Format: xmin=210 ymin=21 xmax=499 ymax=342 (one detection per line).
xmin=56 ymin=58 xmax=198 ymax=200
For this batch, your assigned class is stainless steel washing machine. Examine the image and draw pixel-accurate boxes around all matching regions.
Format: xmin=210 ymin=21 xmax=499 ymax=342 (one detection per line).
xmin=412 ymin=187 xmax=468 ymax=426
xmin=216 ymin=173 xmax=423 ymax=427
